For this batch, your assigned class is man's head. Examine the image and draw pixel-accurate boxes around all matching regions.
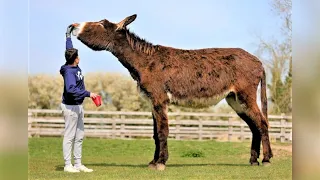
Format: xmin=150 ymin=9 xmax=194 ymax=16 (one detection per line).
xmin=65 ymin=48 xmax=79 ymax=65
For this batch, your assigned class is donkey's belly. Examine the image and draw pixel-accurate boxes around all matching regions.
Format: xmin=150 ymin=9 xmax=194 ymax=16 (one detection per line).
xmin=167 ymin=91 xmax=230 ymax=108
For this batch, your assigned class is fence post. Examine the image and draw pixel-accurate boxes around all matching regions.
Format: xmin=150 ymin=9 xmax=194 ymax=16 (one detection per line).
xmin=28 ymin=112 xmax=32 ymax=138
xmin=198 ymin=118 xmax=203 ymax=140
xmin=112 ymin=118 xmax=116 ymax=139
xmin=289 ymin=130 xmax=292 ymax=142
xmin=280 ymin=113 xmax=286 ymax=142
xmin=175 ymin=115 xmax=180 ymax=140
xmin=228 ymin=117 xmax=233 ymax=142
xmin=240 ymin=121 xmax=245 ymax=141
xmin=120 ymin=115 xmax=125 ymax=139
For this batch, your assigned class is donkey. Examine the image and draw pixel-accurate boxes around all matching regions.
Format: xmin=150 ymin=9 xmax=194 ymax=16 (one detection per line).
xmin=69 ymin=14 xmax=273 ymax=170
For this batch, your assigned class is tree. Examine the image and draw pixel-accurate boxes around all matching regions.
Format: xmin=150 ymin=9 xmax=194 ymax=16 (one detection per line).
xmin=256 ymin=0 xmax=292 ymax=115
xmin=28 ymin=74 xmax=63 ymax=109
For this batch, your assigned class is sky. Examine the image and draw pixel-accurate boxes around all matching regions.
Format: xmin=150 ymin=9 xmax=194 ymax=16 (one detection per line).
xmin=1 ymin=0 xmax=285 ymax=76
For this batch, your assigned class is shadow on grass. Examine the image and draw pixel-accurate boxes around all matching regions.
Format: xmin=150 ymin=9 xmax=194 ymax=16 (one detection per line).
xmin=55 ymin=163 xmax=249 ymax=171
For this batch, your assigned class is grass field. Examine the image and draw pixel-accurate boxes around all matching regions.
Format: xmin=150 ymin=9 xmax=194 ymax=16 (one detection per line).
xmin=28 ymin=137 xmax=292 ymax=180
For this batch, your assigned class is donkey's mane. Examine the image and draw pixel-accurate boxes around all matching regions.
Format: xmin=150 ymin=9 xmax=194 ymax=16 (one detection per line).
xmin=125 ymin=29 xmax=157 ymax=55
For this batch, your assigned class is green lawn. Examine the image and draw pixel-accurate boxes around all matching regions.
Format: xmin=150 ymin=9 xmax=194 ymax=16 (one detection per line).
xmin=28 ymin=137 xmax=292 ymax=180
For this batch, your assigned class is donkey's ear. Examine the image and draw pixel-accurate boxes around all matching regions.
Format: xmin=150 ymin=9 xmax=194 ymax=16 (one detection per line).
xmin=116 ymin=14 xmax=137 ymax=31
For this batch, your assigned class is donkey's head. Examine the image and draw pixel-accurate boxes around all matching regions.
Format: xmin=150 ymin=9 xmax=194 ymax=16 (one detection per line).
xmin=70 ymin=14 xmax=137 ymax=51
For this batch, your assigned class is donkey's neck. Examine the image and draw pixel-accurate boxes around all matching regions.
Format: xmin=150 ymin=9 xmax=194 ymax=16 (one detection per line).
xmin=112 ymin=50 xmax=143 ymax=82
xmin=108 ymin=31 xmax=157 ymax=82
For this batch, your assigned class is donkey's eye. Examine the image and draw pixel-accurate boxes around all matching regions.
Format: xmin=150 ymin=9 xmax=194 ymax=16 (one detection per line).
xmin=98 ymin=22 xmax=104 ymax=27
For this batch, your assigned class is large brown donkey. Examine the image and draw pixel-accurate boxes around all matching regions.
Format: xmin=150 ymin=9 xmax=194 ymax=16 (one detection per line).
xmin=69 ymin=14 xmax=273 ymax=170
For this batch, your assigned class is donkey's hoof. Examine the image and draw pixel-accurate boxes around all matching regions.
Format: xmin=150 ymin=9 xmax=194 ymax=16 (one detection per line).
xmin=250 ymin=162 xmax=260 ymax=166
xmin=156 ymin=163 xmax=166 ymax=171
xmin=262 ymin=162 xmax=271 ymax=166
xmin=148 ymin=163 xmax=157 ymax=170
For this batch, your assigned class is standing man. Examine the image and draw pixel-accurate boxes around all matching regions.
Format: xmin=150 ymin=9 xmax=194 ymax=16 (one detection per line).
xmin=59 ymin=25 xmax=97 ymax=173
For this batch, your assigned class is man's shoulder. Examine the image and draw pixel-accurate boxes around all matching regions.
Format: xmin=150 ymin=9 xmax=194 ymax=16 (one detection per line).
xmin=76 ymin=65 xmax=82 ymax=71
xmin=65 ymin=67 xmax=78 ymax=74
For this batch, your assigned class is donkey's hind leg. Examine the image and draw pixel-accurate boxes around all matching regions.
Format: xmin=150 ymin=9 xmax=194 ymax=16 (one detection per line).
xmin=236 ymin=113 xmax=261 ymax=165
xmin=226 ymin=92 xmax=261 ymax=165
xmin=243 ymin=102 xmax=273 ymax=165
xmin=230 ymin=91 xmax=273 ymax=165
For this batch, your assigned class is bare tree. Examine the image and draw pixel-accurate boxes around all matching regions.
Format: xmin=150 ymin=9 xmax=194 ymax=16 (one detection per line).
xmin=256 ymin=0 xmax=292 ymax=115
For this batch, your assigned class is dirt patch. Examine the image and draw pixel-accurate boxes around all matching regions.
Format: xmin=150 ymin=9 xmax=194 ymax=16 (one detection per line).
xmin=241 ymin=143 xmax=292 ymax=159
xmin=271 ymin=144 xmax=292 ymax=157
xmin=272 ymin=144 xmax=292 ymax=153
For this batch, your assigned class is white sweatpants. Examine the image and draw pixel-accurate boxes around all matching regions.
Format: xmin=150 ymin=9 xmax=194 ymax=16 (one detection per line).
xmin=60 ymin=103 xmax=85 ymax=167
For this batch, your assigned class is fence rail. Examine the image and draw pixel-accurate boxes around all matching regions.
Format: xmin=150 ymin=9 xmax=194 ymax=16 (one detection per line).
xmin=28 ymin=109 xmax=292 ymax=142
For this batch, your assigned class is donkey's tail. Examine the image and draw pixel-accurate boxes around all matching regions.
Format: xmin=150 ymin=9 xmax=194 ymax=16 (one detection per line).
xmin=261 ymin=69 xmax=269 ymax=128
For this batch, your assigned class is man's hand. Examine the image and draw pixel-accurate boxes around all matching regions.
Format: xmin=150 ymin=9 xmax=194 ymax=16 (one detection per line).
xmin=66 ymin=24 xmax=74 ymax=38
xmin=90 ymin=92 xmax=98 ymax=99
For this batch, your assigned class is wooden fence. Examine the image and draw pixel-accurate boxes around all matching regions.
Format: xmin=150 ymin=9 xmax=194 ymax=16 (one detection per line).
xmin=28 ymin=109 xmax=292 ymax=142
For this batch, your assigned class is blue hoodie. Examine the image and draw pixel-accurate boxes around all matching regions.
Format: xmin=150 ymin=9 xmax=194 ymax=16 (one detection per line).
xmin=60 ymin=64 xmax=90 ymax=105
xmin=60 ymin=37 xmax=90 ymax=105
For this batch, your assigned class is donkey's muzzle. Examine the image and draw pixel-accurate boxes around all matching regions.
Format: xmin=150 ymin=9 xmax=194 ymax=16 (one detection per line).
xmin=69 ymin=23 xmax=80 ymax=36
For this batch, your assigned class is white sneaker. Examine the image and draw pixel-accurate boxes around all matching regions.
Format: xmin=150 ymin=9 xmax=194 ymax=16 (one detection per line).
xmin=75 ymin=165 xmax=93 ymax=172
xmin=64 ymin=165 xmax=80 ymax=173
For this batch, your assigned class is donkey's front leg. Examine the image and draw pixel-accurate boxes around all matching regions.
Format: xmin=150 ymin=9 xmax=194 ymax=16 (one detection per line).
xmin=148 ymin=113 xmax=160 ymax=170
xmin=152 ymin=103 xmax=169 ymax=171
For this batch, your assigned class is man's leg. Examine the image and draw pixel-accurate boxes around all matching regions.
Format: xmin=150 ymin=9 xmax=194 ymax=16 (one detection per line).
xmin=61 ymin=103 xmax=78 ymax=167
xmin=73 ymin=105 xmax=93 ymax=172
xmin=74 ymin=105 xmax=84 ymax=168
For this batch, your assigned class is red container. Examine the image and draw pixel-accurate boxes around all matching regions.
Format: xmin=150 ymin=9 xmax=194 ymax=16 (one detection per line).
xmin=92 ymin=95 xmax=102 ymax=107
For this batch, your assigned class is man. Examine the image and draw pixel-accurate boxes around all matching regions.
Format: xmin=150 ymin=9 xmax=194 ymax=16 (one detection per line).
xmin=59 ymin=25 xmax=98 ymax=173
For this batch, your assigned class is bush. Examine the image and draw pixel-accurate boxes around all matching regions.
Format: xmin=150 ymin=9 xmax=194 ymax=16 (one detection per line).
xmin=181 ymin=150 xmax=205 ymax=158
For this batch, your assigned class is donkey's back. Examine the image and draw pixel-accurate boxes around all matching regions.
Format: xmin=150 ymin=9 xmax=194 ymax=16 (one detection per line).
xmin=154 ymin=46 xmax=264 ymax=108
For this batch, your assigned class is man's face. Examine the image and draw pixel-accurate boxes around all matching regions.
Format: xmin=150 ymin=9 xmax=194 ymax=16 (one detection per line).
xmin=75 ymin=56 xmax=80 ymax=65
